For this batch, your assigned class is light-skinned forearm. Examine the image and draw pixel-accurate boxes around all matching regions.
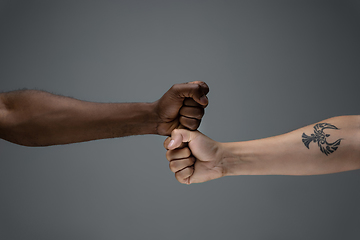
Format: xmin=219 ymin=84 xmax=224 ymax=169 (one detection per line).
xmin=0 ymin=90 xmax=158 ymax=146
xmin=221 ymin=116 xmax=360 ymax=176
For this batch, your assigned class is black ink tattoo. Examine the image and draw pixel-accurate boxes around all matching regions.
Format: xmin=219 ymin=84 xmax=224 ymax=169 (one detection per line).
xmin=302 ymin=123 xmax=342 ymax=156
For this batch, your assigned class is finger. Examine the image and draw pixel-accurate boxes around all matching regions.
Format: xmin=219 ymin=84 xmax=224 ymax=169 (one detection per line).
xmin=164 ymin=137 xmax=188 ymax=150
xmin=166 ymin=147 xmax=191 ymax=161
xmin=169 ymin=157 xmax=196 ymax=173
xmin=180 ymin=106 xmax=204 ymax=120
xmin=179 ymin=116 xmax=200 ymax=131
xmin=170 ymin=82 xmax=209 ymax=106
xmin=167 ymin=129 xmax=198 ymax=150
xmin=183 ymin=98 xmax=203 ymax=107
xmin=186 ymin=81 xmax=210 ymax=95
xmin=164 ymin=137 xmax=171 ymax=149
xmin=175 ymin=166 xmax=194 ymax=184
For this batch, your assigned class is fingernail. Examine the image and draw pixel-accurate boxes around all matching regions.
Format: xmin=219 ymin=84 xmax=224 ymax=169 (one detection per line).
xmin=168 ymin=140 xmax=175 ymax=149
xmin=200 ymin=95 xmax=208 ymax=105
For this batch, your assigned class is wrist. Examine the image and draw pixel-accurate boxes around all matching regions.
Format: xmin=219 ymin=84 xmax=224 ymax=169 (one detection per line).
xmin=150 ymin=100 xmax=165 ymax=135
xmin=109 ymin=102 xmax=159 ymax=136
xmin=138 ymin=101 xmax=159 ymax=135
xmin=219 ymin=141 xmax=261 ymax=176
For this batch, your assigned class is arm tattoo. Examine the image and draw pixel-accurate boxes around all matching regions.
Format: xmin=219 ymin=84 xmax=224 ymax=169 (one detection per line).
xmin=302 ymin=123 xmax=342 ymax=156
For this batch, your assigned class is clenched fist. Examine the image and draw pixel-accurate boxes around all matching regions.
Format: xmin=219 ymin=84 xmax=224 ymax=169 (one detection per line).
xmin=164 ymin=129 xmax=227 ymax=184
xmin=154 ymin=81 xmax=209 ymax=136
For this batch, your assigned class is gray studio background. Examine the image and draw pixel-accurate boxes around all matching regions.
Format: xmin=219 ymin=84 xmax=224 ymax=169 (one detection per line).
xmin=1 ymin=1 xmax=360 ymax=239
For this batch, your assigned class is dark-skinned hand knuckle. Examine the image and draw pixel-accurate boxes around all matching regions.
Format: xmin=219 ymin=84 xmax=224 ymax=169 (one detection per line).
xmin=190 ymin=125 xmax=197 ymax=131
xmin=180 ymin=119 xmax=190 ymax=128
xmin=194 ymin=84 xmax=201 ymax=93
xmin=186 ymin=83 xmax=197 ymax=95
xmin=200 ymin=107 xmax=205 ymax=115
xmin=179 ymin=115 xmax=187 ymax=122
xmin=179 ymin=108 xmax=185 ymax=115
xmin=170 ymin=84 xmax=177 ymax=90
xmin=190 ymin=120 xmax=199 ymax=130
xmin=170 ymin=84 xmax=181 ymax=95
xmin=185 ymin=123 xmax=195 ymax=130
xmin=196 ymin=109 xmax=204 ymax=119
xmin=200 ymin=81 xmax=209 ymax=89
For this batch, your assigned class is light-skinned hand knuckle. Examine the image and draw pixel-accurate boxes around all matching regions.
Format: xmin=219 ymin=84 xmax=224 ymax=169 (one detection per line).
xmin=185 ymin=148 xmax=191 ymax=158
xmin=171 ymin=129 xmax=180 ymax=137
xmin=175 ymin=172 xmax=182 ymax=182
xmin=166 ymin=151 xmax=172 ymax=160
xmin=169 ymin=161 xmax=177 ymax=172
xmin=186 ymin=158 xmax=193 ymax=165
xmin=163 ymin=139 xmax=169 ymax=149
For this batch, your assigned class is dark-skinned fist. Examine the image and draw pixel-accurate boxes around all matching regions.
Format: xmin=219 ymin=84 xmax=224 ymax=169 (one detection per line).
xmin=154 ymin=81 xmax=209 ymax=136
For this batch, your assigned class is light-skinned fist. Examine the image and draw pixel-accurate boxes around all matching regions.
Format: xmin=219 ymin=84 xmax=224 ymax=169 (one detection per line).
xmin=164 ymin=129 xmax=226 ymax=184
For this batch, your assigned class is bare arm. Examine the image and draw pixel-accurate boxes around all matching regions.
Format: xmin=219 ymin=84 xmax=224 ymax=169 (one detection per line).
xmin=0 ymin=81 xmax=209 ymax=146
xmin=164 ymin=116 xmax=360 ymax=184
xmin=222 ymin=116 xmax=360 ymax=176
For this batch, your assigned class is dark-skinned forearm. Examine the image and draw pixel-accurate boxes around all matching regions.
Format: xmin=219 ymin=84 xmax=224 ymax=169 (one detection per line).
xmin=0 ymin=90 xmax=159 ymax=146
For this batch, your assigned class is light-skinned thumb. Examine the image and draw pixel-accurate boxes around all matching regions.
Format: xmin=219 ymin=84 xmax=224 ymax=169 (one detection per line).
xmin=167 ymin=129 xmax=197 ymax=150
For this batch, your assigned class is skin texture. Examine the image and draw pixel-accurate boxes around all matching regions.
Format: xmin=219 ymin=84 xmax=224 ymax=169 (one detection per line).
xmin=164 ymin=116 xmax=360 ymax=184
xmin=0 ymin=81 xmax=209 ymax=146
xmin=154 ymin=81 xmax=209 ymax=135
xmin=165 ymin=129 xmax=223 ymax=184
